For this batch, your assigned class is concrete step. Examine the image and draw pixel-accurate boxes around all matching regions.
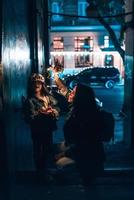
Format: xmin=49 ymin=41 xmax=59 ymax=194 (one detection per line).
xmin=15 ymin=168 xmax=134 ymax=186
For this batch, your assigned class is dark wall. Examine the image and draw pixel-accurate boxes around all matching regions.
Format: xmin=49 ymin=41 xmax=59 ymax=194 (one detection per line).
xmin=2 ymin=0 xmax=46 ymax=175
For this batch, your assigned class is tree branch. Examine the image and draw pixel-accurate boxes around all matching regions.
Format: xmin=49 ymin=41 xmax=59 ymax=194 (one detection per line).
xmin=98 ymin=16 xmax=125 ymax=62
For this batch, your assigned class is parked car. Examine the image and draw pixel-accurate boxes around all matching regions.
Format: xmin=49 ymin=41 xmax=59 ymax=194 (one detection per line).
xmin=62 ymin=67 xmax=120 ymax=89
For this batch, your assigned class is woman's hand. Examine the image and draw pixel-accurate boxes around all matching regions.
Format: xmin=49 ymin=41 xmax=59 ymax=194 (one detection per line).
xmin=55 ymin=152 xmax=65 ymax=161
xmin=39 ymin=106 xmax=56 ymax=116
xmin=68 ymin=86 xmax=77 ymax=102
xmin=51 ymin=108 xmax=59 ymax=118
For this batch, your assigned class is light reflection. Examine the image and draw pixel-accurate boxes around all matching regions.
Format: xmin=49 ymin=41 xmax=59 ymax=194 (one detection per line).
xmin=15 ymin=47 xmax=29 ymax=61
xmin=9 ymin=47 xmax=30 ymax=62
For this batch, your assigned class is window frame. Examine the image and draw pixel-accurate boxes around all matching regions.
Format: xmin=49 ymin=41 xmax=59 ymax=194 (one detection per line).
xmin=104 ymin=36 xmax=109 ymax=48
xmin=51 ymin=2 xmax=62 ymax=21
xmin=78 ymin=1 xmax=88 ymax=20
xmin=53 ymin=37 xmax=64 ymax=51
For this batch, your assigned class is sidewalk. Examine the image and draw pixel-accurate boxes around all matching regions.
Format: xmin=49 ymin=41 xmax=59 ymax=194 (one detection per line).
xmin=16 ymin=114 xmax=134 ymax=176
xmin=2 ymin=115 xmax=134 ymax=200
xmin=15 ymin=113 xmax=134 ymax=173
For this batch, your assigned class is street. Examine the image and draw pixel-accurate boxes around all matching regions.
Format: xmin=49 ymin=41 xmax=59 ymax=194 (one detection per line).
xmin=89 ymin=84 xmax=124 ymax=142
xmin=92 ymin=84 xmax=124 ymax=114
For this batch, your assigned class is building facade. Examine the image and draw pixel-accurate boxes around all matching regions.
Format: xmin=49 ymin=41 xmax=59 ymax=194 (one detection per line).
xmin=49 ymin=0 xmax=124 ymax=77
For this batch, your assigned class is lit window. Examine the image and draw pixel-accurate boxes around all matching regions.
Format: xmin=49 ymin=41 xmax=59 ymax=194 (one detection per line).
xmin=78 ymin=1 xmax=88 ymax=19
xmin=104 ymin=36 xmax=109 ymax=48
xmin=52 ymin=2 xmax=62 ymax=21
xmin=74 ymin=36 xmax=93 ymax=67
xmin=104 ymin=55 xmax=114 ymax=66
xmin=75 ymin=54 xmax=93 ymax=67
xmin=53 ymin=56 xmax=64 ymax=68
xmin=52 ymin=37 xmax=64 ymax=67
xmin=74 ymin=36 xmax=93 ymax=51
xmin=53 ymin=37 xmax=64 ymax=51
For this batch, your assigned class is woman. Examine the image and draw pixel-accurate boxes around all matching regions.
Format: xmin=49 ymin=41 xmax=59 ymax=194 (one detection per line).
xmin=63 ymin=84 xmax=105 ymax=185
xmin=25 ymin=73 xmax=59 ymax=179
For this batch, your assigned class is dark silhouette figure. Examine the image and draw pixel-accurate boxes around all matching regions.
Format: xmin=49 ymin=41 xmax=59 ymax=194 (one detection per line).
xmin=24 ymin=73 xmax=59 ymax=180
xmin=63 ymin=84 xmax=105 ymax=185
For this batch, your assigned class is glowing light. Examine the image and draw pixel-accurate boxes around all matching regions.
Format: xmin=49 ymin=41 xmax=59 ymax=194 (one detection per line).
xmin=15 ymin=48 xmax=29 ymax=61
xmin=50 ymin=51 xmax=120 ymax=56
xmin=9 ymin=47 xmax=30 ymax=62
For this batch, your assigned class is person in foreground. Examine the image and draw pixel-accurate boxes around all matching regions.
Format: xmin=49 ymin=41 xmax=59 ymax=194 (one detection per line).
xmin=63 ymin=84 xmax=105 ymax=186
xmin=24 ymin=73 xmax=59 ymax=182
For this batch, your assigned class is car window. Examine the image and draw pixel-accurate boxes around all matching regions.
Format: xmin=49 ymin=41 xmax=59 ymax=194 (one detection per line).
xmin=103 ymin=68 xmax=119 ymax=76
xmin=92 ymin=68 xmax=103 ymax=76
xmin=79 ymin=69 xmax=92 ymax=75
xmin=77 ymin=67 xmax=119 ymax=78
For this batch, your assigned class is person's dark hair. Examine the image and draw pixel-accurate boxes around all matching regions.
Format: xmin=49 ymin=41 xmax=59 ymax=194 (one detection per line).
xmin=73 ymin=84 xmax=97 ymax=113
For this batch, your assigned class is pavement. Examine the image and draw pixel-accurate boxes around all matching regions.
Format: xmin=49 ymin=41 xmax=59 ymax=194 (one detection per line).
xmin=1 ymin=112 xmax=134 ymax=200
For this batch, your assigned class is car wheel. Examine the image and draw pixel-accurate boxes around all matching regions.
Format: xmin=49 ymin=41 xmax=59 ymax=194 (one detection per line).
xmin=69 ymin=80 xmax=77 ymax=89
xmin=105 ymin=80 xmax=115 ymax=89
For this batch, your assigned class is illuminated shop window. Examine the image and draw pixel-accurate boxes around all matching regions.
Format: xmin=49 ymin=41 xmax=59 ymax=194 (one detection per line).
xmin=74 ymin=36 xmax=93 ymax=67
xmin=53 ymin=37 xmax=64 ymax=51
xmin=104 ymin=36 xmax=109 ymax=48
xmin=52 ymin=37 xmax=64 ymax=67
xmin=53 ymin=56 xmax=64 ymax=68
xmin=75 ymin=54 xmax=93 ymax=68
xmin=52 ymin=2 xmax=62 ymax=21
